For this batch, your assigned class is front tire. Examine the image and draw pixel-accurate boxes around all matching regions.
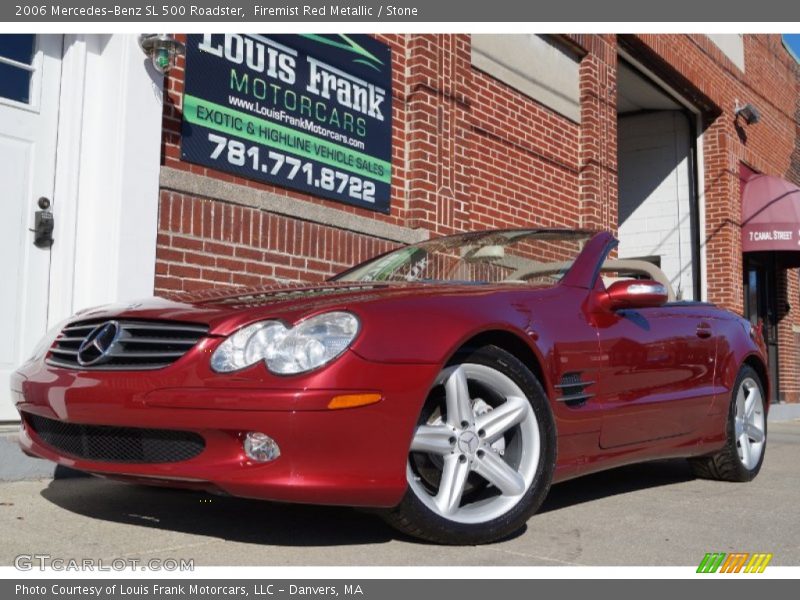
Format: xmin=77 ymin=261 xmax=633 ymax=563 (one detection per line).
xmin=689 ymin=365 xmax=767 ymax=482
xmin=383 ymin=345 xmax=556 ymax=544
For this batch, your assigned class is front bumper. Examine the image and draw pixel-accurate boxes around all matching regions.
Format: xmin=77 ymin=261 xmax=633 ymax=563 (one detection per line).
xmin=11 ymin=348 xmax=440 ymax=508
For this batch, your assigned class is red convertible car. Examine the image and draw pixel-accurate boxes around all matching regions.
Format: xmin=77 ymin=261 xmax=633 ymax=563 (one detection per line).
xmin=12 ymin=229 xmax=768 ymax=544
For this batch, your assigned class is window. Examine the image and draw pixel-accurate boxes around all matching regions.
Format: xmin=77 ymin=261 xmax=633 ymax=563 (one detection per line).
xmin=0 ymin=34 xmax=36 ymax=104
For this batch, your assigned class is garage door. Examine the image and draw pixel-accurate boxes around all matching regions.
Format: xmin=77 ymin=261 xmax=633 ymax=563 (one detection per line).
xmin=618 ymin=110 xmax=697 ymax=301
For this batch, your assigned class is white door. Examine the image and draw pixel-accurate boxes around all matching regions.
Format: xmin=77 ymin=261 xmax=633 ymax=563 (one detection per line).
xmin=0 ymin=35 xmax=62 ymax=420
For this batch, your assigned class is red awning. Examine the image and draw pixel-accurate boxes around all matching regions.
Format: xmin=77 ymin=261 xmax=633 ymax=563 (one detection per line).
xmin=741 ymin=174 xmax=800 ymax=257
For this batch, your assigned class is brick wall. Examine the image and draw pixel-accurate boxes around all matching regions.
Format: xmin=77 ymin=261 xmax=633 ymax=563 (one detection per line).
xmin=468 ymin=64 xmax=581 ymax=230
xmin=155 ymin=191 xmax=396 ymax=293
xmin=790 ymin=92 xmax=800 ymax=185
xmin=157 ymin=33 xmax=800 ymax=399
xmin=784 ymin=60 xmax=800 ymax=402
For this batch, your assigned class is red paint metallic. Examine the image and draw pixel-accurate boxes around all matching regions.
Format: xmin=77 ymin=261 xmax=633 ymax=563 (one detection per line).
xmin=11 ymin=231 xmax=768 ymax=508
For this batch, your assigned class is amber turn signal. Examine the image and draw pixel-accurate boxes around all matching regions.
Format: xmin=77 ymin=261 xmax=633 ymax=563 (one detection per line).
xmin=327 ymin=393 xmax=382 ymax=410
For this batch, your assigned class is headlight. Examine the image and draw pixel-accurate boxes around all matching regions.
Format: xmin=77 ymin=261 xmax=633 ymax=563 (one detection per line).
xmin=209 ymin=321 xmax=287 ymax=373
xmin=266 ymin=311 xmax=360 ymax=374
xmin=210 ymin=311 xmax=360 ymax=375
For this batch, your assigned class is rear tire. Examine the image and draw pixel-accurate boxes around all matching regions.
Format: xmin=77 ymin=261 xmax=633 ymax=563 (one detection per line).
xmin=382 ymin=345 xmax=556 ymax=545
xmin=689 ymin=365 xmax=767 ymax=482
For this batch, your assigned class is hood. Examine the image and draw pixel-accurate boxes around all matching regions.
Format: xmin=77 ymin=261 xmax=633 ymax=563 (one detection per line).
xmin=69 ymin=280 xmax=547 ymax=336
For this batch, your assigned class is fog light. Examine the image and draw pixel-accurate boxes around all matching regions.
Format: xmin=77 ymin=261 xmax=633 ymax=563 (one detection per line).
xmin=243 ymin=432 xmax=280 ymax=463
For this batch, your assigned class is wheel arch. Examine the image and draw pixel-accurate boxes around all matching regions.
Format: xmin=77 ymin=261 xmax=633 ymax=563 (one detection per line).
xmin=447 ymin=329 xmax=550 ymax=394
xmin=742 ymin=353 xmax=770 ymax=404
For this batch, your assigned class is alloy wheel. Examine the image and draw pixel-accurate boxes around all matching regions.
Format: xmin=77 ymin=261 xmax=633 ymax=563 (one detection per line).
xmin=734 ymin=377 xmax=766 ymax=470
xmin=407 ymin=363 xmax=540 ymax=524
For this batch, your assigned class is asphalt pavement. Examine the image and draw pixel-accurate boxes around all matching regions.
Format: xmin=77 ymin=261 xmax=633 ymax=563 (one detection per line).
xmin=1 ymin=421 xmax=798 ymax=566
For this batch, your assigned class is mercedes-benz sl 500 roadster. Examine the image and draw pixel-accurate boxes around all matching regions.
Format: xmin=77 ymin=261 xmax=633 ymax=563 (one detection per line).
xmin=12 ymin=230 xmax=769 ymax=544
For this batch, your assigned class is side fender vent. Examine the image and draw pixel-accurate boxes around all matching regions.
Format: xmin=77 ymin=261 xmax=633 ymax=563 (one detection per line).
xmin=555 ymin=372 xmax=595 ymax=408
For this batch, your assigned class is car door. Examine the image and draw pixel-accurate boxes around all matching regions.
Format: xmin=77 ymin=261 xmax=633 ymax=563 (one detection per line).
xmin=523 ymin=285 xmax=605 ymax=478
xmin=594 ymin=301 xmax=719 ymax=448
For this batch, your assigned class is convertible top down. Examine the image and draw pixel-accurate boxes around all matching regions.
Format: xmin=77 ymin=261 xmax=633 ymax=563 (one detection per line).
xmin=12 ymin=229 xmax=769 ymax=544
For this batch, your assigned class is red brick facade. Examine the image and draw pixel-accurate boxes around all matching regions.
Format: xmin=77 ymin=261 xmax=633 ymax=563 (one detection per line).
xmin=157 ymin=34 xmax=800 ymax=401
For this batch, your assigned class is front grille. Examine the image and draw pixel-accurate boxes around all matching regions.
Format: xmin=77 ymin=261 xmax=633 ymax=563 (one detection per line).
xmin=46 ymin=319 xmax=208 ymax=370
xmin=25 ymin=413 xmax=205 ymax=464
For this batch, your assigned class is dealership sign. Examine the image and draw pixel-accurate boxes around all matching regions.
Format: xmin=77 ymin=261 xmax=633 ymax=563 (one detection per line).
xmin=181 ymin=34 xmax=392 ymax=213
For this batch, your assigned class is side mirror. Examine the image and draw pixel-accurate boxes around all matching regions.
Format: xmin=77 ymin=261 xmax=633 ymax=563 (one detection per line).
xmin=603 ymin=279 xmax=668 ymax=311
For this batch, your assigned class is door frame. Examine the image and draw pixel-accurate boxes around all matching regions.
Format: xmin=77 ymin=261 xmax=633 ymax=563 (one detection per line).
xmin=743 ymin=252 xmax=780 ymax=404
xmin=47 ymin=35 xmax=164 ymax=326
xmin=617 ymin=48 xmax=708 ymax=303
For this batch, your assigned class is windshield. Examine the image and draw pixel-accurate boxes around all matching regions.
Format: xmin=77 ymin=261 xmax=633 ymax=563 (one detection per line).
xmin=332 ymin=230 xmax=593 ymax=286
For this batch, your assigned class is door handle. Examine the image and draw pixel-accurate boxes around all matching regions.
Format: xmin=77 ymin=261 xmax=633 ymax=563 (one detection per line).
xmin=31 ymin=197 xmax=54 ymax=248
xmin=696 ymin=323 xmax=712 ymax=339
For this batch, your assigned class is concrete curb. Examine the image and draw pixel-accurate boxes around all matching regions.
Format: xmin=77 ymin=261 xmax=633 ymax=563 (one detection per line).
xmin=769 ymin=402 xmax=800 ymax=422
xmin=1 ymin=403 xmax=797 ymax=482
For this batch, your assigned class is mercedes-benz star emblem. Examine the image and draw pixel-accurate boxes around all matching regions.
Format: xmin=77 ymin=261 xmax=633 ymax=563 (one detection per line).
xmin=457 ymin=431 xmax=480 ymax=455
xmin=77 ymin=321 xmax=122 ymax=367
